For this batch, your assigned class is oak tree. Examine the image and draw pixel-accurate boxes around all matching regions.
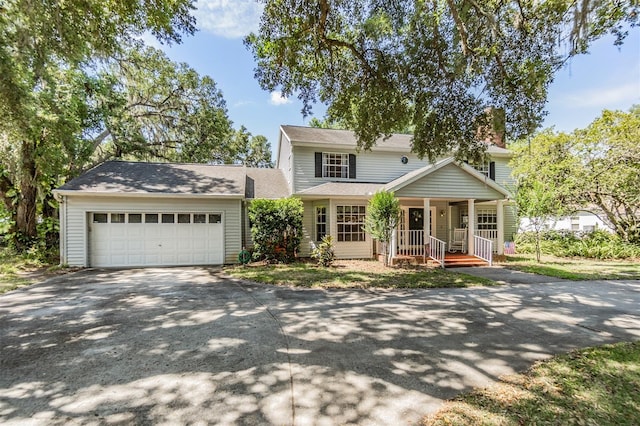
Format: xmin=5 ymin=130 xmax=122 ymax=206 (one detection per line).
xmin=247 ymin=0 xmax=637 ymax=160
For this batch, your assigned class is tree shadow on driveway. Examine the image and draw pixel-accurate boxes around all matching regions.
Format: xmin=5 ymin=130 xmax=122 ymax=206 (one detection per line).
xmin=1 ymin=268 xmax=639 ymax=425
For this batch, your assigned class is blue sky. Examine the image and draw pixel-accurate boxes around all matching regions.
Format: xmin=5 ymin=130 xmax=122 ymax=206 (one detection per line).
xmin=157 ymin=1 xmax=640 ymax=159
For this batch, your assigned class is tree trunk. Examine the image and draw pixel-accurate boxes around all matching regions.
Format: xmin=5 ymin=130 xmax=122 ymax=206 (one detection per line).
xmin=14 ymin=140 xmax=39 ymax=249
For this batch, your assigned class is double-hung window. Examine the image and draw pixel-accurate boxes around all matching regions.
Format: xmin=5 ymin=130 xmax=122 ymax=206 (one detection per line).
xmin=472 ymin=162 xmax=490 ymax=177
xmin=336 ymin=205 xmax=366 ymax=242
xmin=476 ymin=209 xmax=497 ymax=230
xmin=323 ymin=153 xmax=349 ymax=178
xmin=315 ymin=152 xmax=356 ymax=179
xmin=316 ymin=207 xmax=327 ymax=241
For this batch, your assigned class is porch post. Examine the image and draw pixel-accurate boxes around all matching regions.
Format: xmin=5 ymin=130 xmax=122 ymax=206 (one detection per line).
xmin=423 ymin=198 xmax=430 ymax=239
xmin=390 ymin=226 xmax=397 ymax=259
xmin=423 ymin=198 xmax=430 ymax=262
xmin=467 ymin=199 xmax=475 ymax=255
xmin=497 ymin=199 xmax=505 ymax=255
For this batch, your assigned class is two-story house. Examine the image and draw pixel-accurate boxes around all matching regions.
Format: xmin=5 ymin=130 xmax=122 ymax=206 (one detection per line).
xmin=54 ymin=125 xmax=516 ymax=268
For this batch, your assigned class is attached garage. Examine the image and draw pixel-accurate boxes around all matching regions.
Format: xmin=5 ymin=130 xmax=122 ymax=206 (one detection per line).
xmin=88 ymin=211 xmax=224 ymax=267
xmin=54 ymin=161 xmax=290 ymax=268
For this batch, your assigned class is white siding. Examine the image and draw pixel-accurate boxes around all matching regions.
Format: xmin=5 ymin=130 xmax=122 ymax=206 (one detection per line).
xmin=395 ymin=164 xmax=505 ymax=200
xmin=299 ymin=200 xmax=315 ymax=257
xmin=62 ymin=196 xmax=242 ymax=266
xmin=276 ymin=133 xmax=294 ymax=193
xmin=493 ymin=156 xmax=515 ymax=190
xmin=430 ymin=200 xmax=449 ymax=242
xmin=293 ymin=146 xmax=431 ymax=193
xmin=504 ymin=204 xmax=518 ymax=242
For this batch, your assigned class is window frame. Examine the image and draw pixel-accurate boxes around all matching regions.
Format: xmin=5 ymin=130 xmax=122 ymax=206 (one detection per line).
xmin=336 ymin=205 xmax=366 ymax=242
xmin=476 ymin=209 xmax=498 ymax=230
xmin=322 ymin=152 xmax=349 ymax=179
xmin=315 ymin=206 xmax=327 ymax=242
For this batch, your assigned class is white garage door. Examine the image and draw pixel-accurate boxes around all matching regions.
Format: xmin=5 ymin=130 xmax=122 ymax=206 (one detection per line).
xmin=89 ymin=212 xmax=224 ymax=267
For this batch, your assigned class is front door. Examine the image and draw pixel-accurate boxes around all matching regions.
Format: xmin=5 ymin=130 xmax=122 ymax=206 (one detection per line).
xmin=408 ymin=208 xmax=424 ymax=247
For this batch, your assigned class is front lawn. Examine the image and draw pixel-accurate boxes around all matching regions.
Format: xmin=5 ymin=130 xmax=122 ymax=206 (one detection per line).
xmin=500 ymin=254 xmax=640 ymax=280
xmin=423 ymin=341 xmax=640 ymax=425
xmin=225 ymin=259 xmax=496 ymax=289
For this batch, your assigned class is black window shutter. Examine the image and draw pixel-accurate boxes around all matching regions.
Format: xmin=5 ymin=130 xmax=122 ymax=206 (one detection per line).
xmin=489 ymin=161 xmax=496 ymax=180
xmin=315 ymin=152 xmax=322 ymax=177
xmin=348 ymin=154 xmax=356 ymax=179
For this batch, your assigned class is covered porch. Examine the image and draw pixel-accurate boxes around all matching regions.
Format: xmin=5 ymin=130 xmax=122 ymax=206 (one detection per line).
xmin=380 ymin=158 xmax=514 ymax=268
xmin=386 ymin=197 xmax=509 ymax=267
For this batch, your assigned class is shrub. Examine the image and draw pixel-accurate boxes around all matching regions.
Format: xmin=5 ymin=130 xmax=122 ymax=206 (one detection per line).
xmin=248 ymin=197 xmax=303 ymax=263
xmin=515 ymin=230 xmax=640 ymax=260
xmin=311 ymin=235 xmax=335 ymax=267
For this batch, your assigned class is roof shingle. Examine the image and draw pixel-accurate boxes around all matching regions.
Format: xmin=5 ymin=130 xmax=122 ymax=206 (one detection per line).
xmin=57 ymin=161 xmax=289 ymax=198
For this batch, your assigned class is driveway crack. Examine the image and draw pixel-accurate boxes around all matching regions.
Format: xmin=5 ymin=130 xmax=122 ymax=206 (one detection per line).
xmin=230 ymin=279 xmax=296 ymax=426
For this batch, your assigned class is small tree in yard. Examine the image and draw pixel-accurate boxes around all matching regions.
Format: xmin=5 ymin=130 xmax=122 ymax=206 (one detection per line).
xmin=516 ymin=180 xmax=565 ymax=263
xmin=248 ymin=197 xmax=303 ymax=263
xmin=364 ymin=191 xmax=401 ymax=266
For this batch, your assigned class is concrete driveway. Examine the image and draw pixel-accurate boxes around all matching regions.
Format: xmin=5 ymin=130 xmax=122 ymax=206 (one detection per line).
xmin=1 ymin=268 xmax=639 ymax=425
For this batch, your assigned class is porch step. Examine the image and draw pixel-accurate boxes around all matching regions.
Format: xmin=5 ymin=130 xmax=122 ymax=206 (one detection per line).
xmin=443 ymin=254 xmax=489 ymax=268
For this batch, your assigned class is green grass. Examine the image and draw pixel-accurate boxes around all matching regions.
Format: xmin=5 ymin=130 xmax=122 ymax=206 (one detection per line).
xmin=500 ymin=254 xmax=640 ymax=280
xmin=0 ymin=247 xmax=49 ymax=293
xmin=423 ymin=341 xmax=640 ymax=426
xmin=226 ymin=260 xmax=496 ymax=289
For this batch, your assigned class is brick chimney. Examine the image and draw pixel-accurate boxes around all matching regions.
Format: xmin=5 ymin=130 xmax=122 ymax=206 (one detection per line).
xmin=478 ymin=107 xmax=506 ymax=148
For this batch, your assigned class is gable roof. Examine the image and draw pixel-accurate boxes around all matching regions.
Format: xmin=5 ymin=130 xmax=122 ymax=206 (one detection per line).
xmin=279 ymin=125 xmax=512 ymax=156
xmin=385 ymin=158 xmax=512 ymax=199
xmin=55 ymin=161 xmax=289 ymax=199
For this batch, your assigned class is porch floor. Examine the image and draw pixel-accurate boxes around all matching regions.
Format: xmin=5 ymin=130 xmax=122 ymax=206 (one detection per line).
xmin=392 ymin=252 xmax=489 ymax=268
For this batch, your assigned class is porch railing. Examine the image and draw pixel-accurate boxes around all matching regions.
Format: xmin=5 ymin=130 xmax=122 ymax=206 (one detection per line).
xmin=473 ymin=235 xmax=493 ymax=266
xmin=428 ymin=235 xmax=446 ymax=268
xmin=396 ymin=230 xmax=425 ymax=257
xmin=475 ymin=229 xmax=498 ymax=252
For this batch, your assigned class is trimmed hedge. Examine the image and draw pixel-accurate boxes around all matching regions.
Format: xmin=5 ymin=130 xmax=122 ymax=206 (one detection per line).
xmin=248 ymin=197 xmax=303 ymax=263
xmin=515 ymin=230 xmax=640 ymax=260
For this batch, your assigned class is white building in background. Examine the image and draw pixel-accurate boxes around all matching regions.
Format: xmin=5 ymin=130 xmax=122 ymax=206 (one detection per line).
xmin=519 ymin=211 xmax=613 ymax=234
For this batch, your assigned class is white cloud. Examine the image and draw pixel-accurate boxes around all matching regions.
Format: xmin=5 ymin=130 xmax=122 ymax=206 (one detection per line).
xmin=194 ymin=0 xmax=263 ymax=39
xmin=270 ymin=91 xmax=292 ymax=106
xmin=559 ymin=82 xmax=640 ymax=108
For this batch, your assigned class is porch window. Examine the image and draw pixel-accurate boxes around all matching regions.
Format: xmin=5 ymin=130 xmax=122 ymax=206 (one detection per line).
xmin=336 ymin=205 xmax=366 ymax=242
xmin=315 ymin=206 xmax=327 ymax=241
xmin=476 ymin=209 xmax=497 ymax=230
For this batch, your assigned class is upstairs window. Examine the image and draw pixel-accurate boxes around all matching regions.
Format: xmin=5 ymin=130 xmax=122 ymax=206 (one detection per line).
xmin=473 ymin=162 xmax=490 ymax=177
xmin=467 ymin=160 xmax=496 ymax=180
xmin=323 ymin=153 xmax=348 ymax=178
xmin=315 ymin=152 xmax=356 ymax=179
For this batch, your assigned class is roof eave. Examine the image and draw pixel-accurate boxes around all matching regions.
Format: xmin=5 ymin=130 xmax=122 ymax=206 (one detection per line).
xmin=52 ymin=190 xmax=245 ymax=199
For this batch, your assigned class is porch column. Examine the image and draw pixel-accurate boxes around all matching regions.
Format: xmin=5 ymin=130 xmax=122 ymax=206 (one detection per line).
xmin=467 ymin=199 xmax=475 ymax=255
xmin=497 ymin=199 xmax=505 ymax=255
xmin=423 ymin=198 xmax=430 ymax=239
xmin=390 ymin=226 xmax=398 ymax=259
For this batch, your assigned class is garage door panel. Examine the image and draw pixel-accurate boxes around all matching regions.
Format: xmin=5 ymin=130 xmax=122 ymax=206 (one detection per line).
xmin=90 ymin=211 xmax=224 ymax=268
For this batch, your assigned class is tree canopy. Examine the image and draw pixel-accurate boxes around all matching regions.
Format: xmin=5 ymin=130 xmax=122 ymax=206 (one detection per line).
xmin=0 ymin=2 xmax=272 ymax=251
xmin=511 ymin=106 xmax=640 ymax=244
xmin=246 ymin=0 xmax=637 ymax=160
